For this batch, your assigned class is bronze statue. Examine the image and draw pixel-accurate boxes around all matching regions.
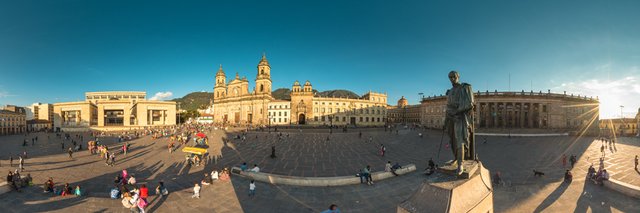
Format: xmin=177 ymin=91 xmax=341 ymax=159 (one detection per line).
xmin=444 ymin=71 xmax=476 ymax=175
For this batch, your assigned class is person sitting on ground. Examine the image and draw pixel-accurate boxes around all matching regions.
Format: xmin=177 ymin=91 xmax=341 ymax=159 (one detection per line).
xmin=249 ymin=164 xmax=260 ymax=172
xmin=587 ymin=164 xmax=596 ymax=180
xmin=61 ymin=183 xmax=72 ymax=196
xmin=74 ymin=185 xmax=82 ymax=196
xmin=211 ymin=169 xmax=219 ymax=181
xmin=597 ymin=169 xmax=609 ymax=185
xmin=44 ymin=178 xmax=54 ymax=193
xmin=201 ymin=173 xmax=212 ymax=185
xmin=23 ymin=173 xmax=33 ymax=186
xmin=391 ymin=162 xmax=402 ymax=176
xmin=240 ymin=162 xmax=248 ymax=171
xmin=139 ymin=184 xmax=148 ymax=199
xmin=121 ymin=192 xmax=135 ymax=210
xmin=155 ymin=181 xmax=168 ymax=197
xmin=219 ymin=168 xmax=231 ymax=181
xmin=128 ymin=175 xmax=137 ymax=185
xmin=564 ymin=170 xmax=573 ymax=183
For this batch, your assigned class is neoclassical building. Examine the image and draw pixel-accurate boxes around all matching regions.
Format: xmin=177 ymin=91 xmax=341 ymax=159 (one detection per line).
xmin=421 ymin=90 xmax=600 ymax=133
xmin=53 ymin=91 xmax=176 ymax=129
xmin=387 ymin=96 xmax=421 ymax=124
xmin=0 ymin=105 xmax=27 ymax=135
xmin=212 ymin=54 xmax=388 ymax=126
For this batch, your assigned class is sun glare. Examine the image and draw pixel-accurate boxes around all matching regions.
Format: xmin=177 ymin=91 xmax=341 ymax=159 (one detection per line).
xmin=597 ymin=93 xmax=623 ymax=119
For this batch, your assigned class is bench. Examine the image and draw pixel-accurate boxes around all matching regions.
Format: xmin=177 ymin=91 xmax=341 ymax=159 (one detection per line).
xmin=231 ymin=164 xmax=416 ymax=187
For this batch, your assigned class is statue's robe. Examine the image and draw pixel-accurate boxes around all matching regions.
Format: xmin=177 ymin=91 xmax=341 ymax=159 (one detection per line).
xmin=445 ymin=83 xmax=475 ymax=160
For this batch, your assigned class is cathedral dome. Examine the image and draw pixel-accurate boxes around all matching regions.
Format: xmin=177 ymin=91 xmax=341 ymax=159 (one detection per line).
xmin=397 ymin=96 xmax=408 ymax=108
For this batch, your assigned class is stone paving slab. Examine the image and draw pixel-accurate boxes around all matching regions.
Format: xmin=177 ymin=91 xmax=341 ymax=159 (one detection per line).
xmin=0 ymin=129 xmax=638 ymax=212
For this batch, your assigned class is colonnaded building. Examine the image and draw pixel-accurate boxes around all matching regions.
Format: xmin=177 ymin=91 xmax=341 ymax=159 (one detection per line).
xmin=212 ymin=54 xmax=388 ymax=126
xmin=421 ymin=90 xmax=600 ymax=133
xmin=53 ymin=91 xmax=176 ymax=130
xmin=387 ymin=96 xmax=421 ymax=124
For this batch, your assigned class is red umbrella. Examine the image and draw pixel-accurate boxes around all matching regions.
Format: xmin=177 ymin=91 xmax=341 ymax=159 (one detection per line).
xmin=196 ymin=132 xmax=206 ymax=138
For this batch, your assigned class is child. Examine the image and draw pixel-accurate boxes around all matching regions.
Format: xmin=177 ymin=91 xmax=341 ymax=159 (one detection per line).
xmin=192 ymin=183 xmax=200 ymax=198
xmin=249 ymin=180 xmax=256 ymax=197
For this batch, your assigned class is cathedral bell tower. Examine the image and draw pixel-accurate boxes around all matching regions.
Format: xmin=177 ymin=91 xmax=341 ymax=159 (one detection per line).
xmin=255 ymin=53 xmax=272 ymax=96
xmin=214 ymin=64 xmax=227 ymax=100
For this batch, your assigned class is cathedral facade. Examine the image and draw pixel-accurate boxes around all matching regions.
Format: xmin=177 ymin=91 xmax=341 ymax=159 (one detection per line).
xmin=212 ymin=54 xmax=388 ymax=126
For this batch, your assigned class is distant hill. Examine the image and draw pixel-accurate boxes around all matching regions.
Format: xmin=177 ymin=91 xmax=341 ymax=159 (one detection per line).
xmin=272 ymin=88 xmax=292 ymax=100
xmin=175 ymin=88 xmax=360 ymax=110
xmin=172 ymin=92 xmax=213 ymax=111
xmin=317 ymin=89 xmax=360 ymax=99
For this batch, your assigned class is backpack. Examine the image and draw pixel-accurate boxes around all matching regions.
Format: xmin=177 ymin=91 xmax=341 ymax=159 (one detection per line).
xmin=110 ymin=188 xmax=121 ymax=199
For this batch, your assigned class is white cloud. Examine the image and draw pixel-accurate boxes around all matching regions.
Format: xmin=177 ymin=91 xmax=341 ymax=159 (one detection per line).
xmin=149 ymin=91 xmax=173 ymax=100
xmin=553 ymin=75 xmax=640 ymax=119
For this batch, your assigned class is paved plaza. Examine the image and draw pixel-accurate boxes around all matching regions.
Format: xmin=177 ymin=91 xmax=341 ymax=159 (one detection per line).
xmin=0 ymin=128 xmax=638 ymax=212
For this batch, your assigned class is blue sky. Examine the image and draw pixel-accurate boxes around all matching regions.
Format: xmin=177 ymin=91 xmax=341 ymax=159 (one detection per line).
xmin=1 ymin=0 xmax=639 ymax=118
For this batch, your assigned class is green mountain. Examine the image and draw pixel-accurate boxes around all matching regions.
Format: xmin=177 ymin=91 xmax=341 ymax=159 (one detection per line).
xmin=317 ymin=89 xmax=360 ymax=99
xmin=172 ymin=92 xmax=213 ymax=111
xmin=272 ymin=88 xmax=292 ymax=100
xmin=175 ymin=88 xmax=360 ymax=111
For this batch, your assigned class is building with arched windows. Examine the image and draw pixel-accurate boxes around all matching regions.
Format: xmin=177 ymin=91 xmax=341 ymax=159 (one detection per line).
xmin=212 ymin=54 xmax=388 ymax=126
xmin=387 ymin=96 xmax=421 ymax=124
xmin=421 ymin=90 xmax=600 ymax=134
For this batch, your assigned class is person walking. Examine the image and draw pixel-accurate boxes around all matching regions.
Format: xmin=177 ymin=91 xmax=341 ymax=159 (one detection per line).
xmin=9 ymin=156 xmax=13 ymax=167
xmin=380 ymin=144 xmax=386 ymax=157
xmin=635 ymin=155 xmax=639 ymax=171
xmin=19 ymin=156 xmax=24 ymax=172
xmin=68 ymin=148 xmax=73 ymax=159
xmin=561 ymin=154 xmax=567 ymax=168
xmin=123 ymin=142 xmax=128 ymax=156
xmin=600 ymin=144 xmax=605 ymax=158
xmin=249 ymin=180 xmax=256 ymax=197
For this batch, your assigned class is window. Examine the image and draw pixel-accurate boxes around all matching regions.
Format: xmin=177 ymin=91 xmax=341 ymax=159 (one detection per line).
xmin=359 ymin=117 xmax=363 ymax=122
xmin=342 ymin=117 xmax=346 ymax=122
xmin=314 ymin=108 xmax=318 ymax=113
xmin=284 ymin=118 xmax=287 ymax=123
xmin=284 ymin=112 xmax=287 ymax=116
xmin=329 ymin=108 xmax=333 ymax=113
xmin=278 ymin=118 xmax=281 ymax=122
xmin=366 ymin=117 xmax=369 ymax=122
xmin=314 ymin=116 xmax=318 ymax=121
xmin=278 ymin=112 xmax=282 ymax=116
xmin=377 ymin=117 xmax=380 ymax=122
xmin=322 ymin=116 xmax=325 ymax=121
xmin=322 ymin=108 xmax=326 ymax=113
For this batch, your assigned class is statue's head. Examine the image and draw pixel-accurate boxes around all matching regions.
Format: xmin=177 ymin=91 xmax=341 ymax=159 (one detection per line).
xmin=448 ymin=71 xmax=460 ymax=85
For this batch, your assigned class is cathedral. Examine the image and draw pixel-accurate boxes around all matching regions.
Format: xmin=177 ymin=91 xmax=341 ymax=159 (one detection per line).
xmin=212 ymin=54 xmax=388 ymax=126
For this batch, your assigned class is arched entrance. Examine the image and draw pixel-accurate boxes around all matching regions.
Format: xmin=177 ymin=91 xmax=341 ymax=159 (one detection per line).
xmin=298 ymin=114 xmax=306 ymax=124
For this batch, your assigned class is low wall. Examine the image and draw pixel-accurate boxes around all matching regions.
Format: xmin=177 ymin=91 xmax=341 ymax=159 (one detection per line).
xmin=232 ymin=164 xmax=416 ymax=187
xmin=476 ymin=133 xmax=568 ymax=137
xmin=603 ymin=178 xmax=640 ymax=199
xmin=0 ymin=181 xmax=10 ymax=195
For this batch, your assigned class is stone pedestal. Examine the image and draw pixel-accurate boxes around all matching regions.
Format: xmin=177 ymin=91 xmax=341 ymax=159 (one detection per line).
xmin=397 ymin=161 xmax=493 ymax=213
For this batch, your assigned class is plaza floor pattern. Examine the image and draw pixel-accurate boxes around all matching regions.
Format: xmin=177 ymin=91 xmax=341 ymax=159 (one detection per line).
xmin=0 ymin=128 xmax=638 ymax=212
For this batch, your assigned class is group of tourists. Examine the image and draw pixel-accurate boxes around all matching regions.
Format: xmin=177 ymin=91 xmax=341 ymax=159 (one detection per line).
xmin=6 ymin=171 xmax=32 ymax=192
xmin=113 ymin=169 xmax=166 ymax=213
